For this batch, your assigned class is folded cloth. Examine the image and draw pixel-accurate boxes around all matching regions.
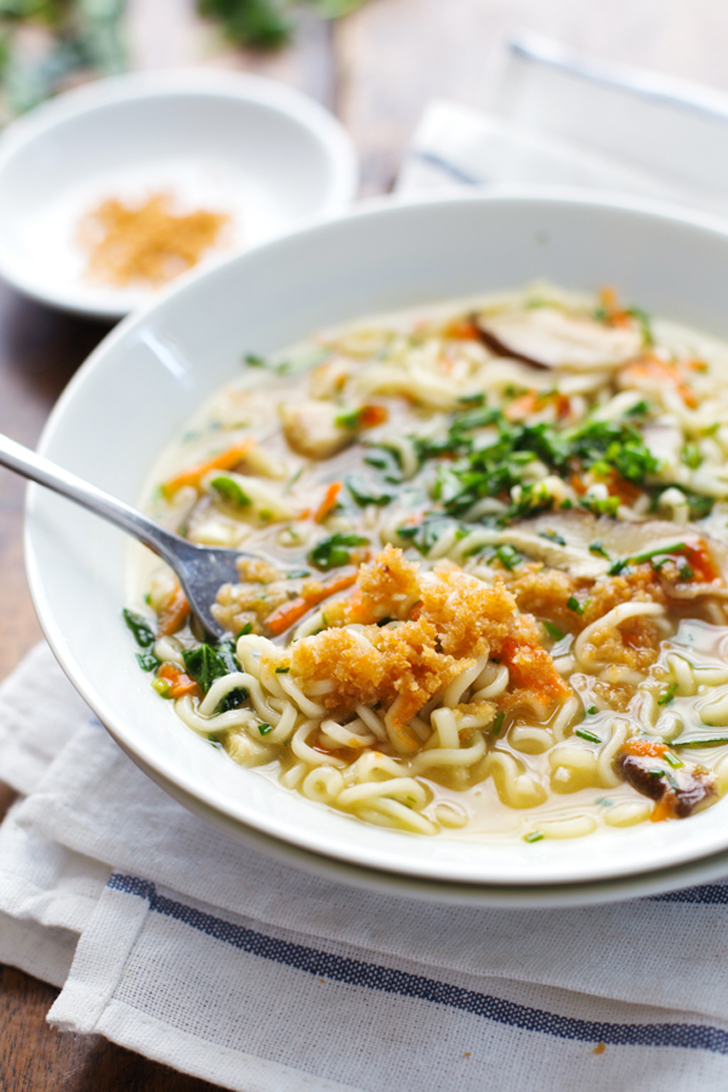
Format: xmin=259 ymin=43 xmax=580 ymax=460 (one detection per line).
xmin=399 ymin=30 xmax=728 ymax=219
xmin=7 ymin=39 xmax=728 ymax=1092
xmin=4 ymin=651 xmax=728 ymax=1092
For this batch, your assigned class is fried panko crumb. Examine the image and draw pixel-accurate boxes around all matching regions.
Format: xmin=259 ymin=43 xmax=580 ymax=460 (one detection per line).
xmin=582 ymin=617 xmax=663 ymax=672
xmin=264 ymin=546 xmax=522 ymax=725
xmin=499 ymin=615 xmax=571 ymax=711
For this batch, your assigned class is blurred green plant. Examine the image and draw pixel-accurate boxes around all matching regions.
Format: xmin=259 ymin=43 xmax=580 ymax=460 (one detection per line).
xmin=0 ymin=0 xmax=366 ymax=119
xmin=197 ymin=0 xmax=368 ymax=49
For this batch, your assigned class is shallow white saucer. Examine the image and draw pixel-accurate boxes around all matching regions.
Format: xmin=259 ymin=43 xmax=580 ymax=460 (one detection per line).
xmin=0 ymin=69 xmax=358 ymax=317
xmin=24 ymin=190 xmax=728 ymax=899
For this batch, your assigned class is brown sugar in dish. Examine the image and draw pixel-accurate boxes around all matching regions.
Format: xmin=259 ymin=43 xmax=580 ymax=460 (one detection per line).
xmin=78 ymin=191 xmax=231 ymax=288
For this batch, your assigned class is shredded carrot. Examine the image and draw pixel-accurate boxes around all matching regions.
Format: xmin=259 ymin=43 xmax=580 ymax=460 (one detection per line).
xmin=570 ymin=474 xmax=587 ymax=496
xmin=443 ymin=317 xmax=480 ymax=340
xmin=650 ymin=797 xmax=674 ymax=823
xmin=602 ymin=469 xmax=641 ymax=507
xmin=266 ymin=571 xmax=357 ymax=636
xmin=358 ymin=405 xmax=389 ymax=429
xmin=504 ymin=391 xmax=539 ymax=422
xmin=315 ymin=481 xmax=343 ymax=523
xmin=161 ymin=438 xmax=255 ymax=498
xmin=619 ymin=356 xmax=696 ymax=409
xmin=157 ymin=662 xmax=201 ymax=699
xmin=622 ymin=738 xmax=667 ymax=759
xmin=684 ymin=540 xmax=720 ymax=584
xmin=505 ymin=390 xmax=570 ymax=423
xmin=157 ymin=585 xmax=190 ymax=636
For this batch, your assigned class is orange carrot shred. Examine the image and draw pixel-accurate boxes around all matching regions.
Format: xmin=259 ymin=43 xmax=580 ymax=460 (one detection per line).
xmin=157 ymin=585 xmax=190 ymax=637
xmin=157 ymin=662 xmax=201 ymax=699
xmin=315 ymin=481 xmax=343 ymax=523
xmin=266 ymin=571 xmax=357 ymax=636
xmin=358 ymin=405 xmax=389 ymax=429
xmin=161 ymin=438 xmax=255 ymax=498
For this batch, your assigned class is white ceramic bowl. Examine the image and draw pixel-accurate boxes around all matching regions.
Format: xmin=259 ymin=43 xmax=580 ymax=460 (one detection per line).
xmin=25 ymin=190 xmax=728 ymax=895
xmin=0 ymin=70 xmax=358 ymax=318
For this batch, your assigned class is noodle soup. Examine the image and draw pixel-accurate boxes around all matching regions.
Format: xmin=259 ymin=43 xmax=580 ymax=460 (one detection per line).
xmin=126 ymin=283 xmax=728 ymax=842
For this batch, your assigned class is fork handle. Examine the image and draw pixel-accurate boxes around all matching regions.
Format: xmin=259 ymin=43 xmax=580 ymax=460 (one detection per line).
xmin=0 ymin=431 xmax=185 ymax=565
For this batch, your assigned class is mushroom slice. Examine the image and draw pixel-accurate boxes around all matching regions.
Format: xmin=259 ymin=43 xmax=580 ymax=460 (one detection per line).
xmin=616 ymin=739 xmax=716 ymax=818
xmin=476 ymin=307 xmax=643 ymax=372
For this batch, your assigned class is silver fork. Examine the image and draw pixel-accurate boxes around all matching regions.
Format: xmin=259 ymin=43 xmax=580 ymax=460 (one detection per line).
xmin=0 ymin=431 xmax=246 ymax=640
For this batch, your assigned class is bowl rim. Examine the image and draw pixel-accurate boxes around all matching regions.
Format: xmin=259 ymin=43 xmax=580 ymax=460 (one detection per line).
xmin=0 ymin=68 xmax=359 ymax=317
xmin=25 ymin=185 xmax=728 ymax=891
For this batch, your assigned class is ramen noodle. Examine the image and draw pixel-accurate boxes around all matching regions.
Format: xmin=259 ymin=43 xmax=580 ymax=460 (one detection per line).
xmin=126 ymin=283 xmax=728 ymax=841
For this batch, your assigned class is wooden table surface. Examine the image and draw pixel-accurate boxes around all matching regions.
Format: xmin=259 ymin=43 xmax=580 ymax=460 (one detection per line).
xmin=4 ymin=0 xmax=728 ymax=1086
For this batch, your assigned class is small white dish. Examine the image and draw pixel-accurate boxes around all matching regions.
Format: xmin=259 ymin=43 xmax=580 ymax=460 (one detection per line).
xmin=0 ymin=70 xmax=358 ymax=318
xmin=24 ymin=190 xmax=728 ymax=900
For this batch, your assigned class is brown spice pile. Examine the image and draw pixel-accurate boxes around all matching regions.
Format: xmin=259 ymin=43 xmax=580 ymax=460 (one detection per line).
xmin=79 ymin=191 xmax=230 ymax=287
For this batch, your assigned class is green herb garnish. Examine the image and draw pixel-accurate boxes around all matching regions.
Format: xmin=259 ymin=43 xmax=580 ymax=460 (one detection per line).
xmin=681 ymin=443 xmax=703 ymax=470
xmin=657 ymin=682 xmax=678 ymax=706
xmin=543 ymin=621 xmax=565 ymax=641
xmin=346 ymin=475 xmax=394 ymax=507
xmin=567 ymin=596 xmax=587 ymax=615
xmin=258 ymin=723 xmax=273 ymax=735
xmin=210 ymin=475 xmax=251 ymax=507
xmin=492 ymin=710 xmax=505 ymax=736
xmin=182 ymin=641 xmax=247 ymax=713
xmin=589 ymin=542 xmax=610 ymax=559
xmin=275 ymin=666 xmax=290 ymax=674
xmin=576 ymin=728 xmax=602 ymax=744
xmin=136 ymin=651 xmax=160 ymax=672
xmin=309 ymin=532 xmax=369 ymax=570
xmin=123 ymin=608 xmax=156 ymax=649
xmin=524 ymin=831 xmax=544 ymax=843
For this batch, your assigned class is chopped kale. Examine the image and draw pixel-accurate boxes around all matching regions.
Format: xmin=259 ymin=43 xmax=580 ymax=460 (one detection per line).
xmin=309 ymin=532 xmax=369 ymax=570
xmin=346 ymin=475 xmax=394 ymax=507
xmin=123 ymin=608 xmax=156 ymax=649
xmin=181 ymin=640 xmax=247 ymax=713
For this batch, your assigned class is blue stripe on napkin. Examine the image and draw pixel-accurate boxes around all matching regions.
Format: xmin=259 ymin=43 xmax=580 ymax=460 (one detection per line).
xmin=107 ymin=872 xmax=728 ymax=1055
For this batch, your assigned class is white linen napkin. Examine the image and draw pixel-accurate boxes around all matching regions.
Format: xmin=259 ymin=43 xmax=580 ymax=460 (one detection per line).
xmin=6 ymin=37 xmax=728 ymax=1091
xmin=398 ymin=30 xmax=728 ymax=219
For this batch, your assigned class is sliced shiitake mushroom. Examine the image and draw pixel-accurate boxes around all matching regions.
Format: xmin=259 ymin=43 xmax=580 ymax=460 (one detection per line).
xmin=475 ymin=307 xmax=643 ymax=372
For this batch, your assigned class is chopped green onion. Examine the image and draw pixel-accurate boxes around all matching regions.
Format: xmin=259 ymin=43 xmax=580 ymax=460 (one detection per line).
xmin=258 ymin=723 xmax=273 ymax=736
xmin=567 ymin=596 xmax=588 ymax=615
xmin=681 ymin=443 xmax=703 ymax=470
xmin=539 ymin=529 xmax=567 ymax=546
xmin=589 ymin=542 xmax=610 ymax=559
xmin=524 ymin=831 xmax=544 ymax=843
xmin=152 ymin=678 xmax=172 ymax=698
xmin=492 ymin=710 xmax=505 ymax=736
xmin=543 ymin=621 xmax=565 ymax=641
xmin=275 ymin=667 xmax=290 ymax=674
xmin=236 ymin=623 xmax=253 ymax=638
xmin=648 ymin=768 xmax=665 ymax=778
xmin=663 ymin=752 xmax=683 ymax=769
xmin=657 ymin=683 xmax=678 ymax=706
xmin=587 ymin=706 xmax=597 ymax=716
xmin=244 ymin=353 xmax=267 ymax=367
xmin=576 ymin=728 xmax=602 ymax=744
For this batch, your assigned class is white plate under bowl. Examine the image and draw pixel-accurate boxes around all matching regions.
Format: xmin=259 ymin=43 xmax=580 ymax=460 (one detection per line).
xmin=0 ymin=69 xmax=358 ymax=318
xmin=24 ymin=190 xmax=728 ymax=896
